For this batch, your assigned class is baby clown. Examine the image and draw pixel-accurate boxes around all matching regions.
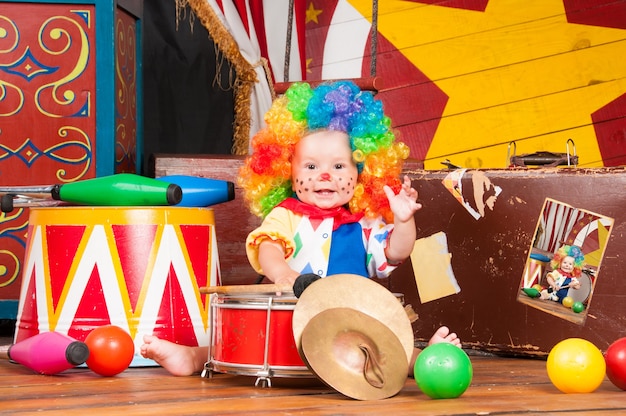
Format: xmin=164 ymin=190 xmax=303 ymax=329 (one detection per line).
xmin=140 ymin=81 xmax=461 ymax=376
xmin=257 ymin=129 xmax=421 ymax=287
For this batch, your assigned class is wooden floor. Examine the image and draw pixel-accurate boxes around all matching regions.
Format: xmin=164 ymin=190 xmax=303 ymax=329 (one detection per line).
xmin=1 ymin=337 xmax=624 ymax=416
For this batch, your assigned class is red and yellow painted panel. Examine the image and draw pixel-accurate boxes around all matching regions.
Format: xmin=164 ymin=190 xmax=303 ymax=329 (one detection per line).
xmin=0 ymin=4 xmax=96 ymax=302
xmin=305 ymin=0 xmax=626 ymax=169
xmin=0 ymin=4 xmax=96 ymax=182
xmin=115 ymin=7 xmax=138 ymax=174
xmin=0 ymin=2 xmax=140 ymax=311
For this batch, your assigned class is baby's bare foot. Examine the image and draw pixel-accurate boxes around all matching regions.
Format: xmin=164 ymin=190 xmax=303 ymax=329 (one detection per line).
xmin=428 ymin=326 xmax=461 ymax=347
xmin=409 ymin=326 xmax=463 ymax=376
xmin=140 ymin=335 xmax=204 ymax=376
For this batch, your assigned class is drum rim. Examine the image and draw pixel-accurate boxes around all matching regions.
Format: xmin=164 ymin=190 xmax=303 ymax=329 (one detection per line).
xmin=209 ymin=359 xmax=312 ymax=376
xmin=210 ymin=293 xmax=299 ymax=310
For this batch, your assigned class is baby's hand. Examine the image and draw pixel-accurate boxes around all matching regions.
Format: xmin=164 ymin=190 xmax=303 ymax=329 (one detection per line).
xmin=273 ymin=271 xmax=300 ymax=296
xmin=383 ymin=175 xmax=422 ymax=222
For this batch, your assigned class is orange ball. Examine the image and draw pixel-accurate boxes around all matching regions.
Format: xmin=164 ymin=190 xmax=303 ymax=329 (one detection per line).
xmin=547 ymin=338 xmax=605 ymax=393
xmin=85 ymin=325 xmax=135 ymax=376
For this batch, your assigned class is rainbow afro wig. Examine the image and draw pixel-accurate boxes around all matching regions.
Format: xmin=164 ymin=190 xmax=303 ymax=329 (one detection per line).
xmin=238 ymin=81 xmax=410 ymax=222
xmin=551 ymin=245 xmax=586 ymax=277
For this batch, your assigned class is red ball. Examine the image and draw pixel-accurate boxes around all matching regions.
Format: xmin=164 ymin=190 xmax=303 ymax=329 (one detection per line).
xmin=85 ymin=325 xmax=135 ymax=376
xmin=605 ymin=337 xmax=626 ymax=390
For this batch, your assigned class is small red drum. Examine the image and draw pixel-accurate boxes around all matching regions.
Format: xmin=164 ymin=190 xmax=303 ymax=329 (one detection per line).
xmin=204 ymin=291 xmax=406 ymax=386
xmin=206 ymin=292 xmax=312 ymax=386
xmin=14 ymin=207 xmax=220 ymax=366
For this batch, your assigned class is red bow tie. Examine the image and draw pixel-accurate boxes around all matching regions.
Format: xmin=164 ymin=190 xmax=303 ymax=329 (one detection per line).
xmin=279 ymin=198 xmax=364 ymax=230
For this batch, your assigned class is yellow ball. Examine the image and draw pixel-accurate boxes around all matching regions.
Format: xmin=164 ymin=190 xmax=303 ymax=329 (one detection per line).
xmin=562 ymin=296 xmax=574 ymax=308
xmin=546 ymin=338 xmax=606 ymax=393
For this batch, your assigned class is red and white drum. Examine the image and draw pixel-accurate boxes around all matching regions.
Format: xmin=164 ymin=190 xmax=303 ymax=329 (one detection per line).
xmin=206 ymin=293 xmax=313 ymax=386
xmin=14 ymin=207 xmax=220 ymax=366
xmin=523 ymin=252 xmax=551 ymax=288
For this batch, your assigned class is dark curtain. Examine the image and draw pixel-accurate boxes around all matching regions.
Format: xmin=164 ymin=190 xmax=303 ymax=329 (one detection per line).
xmin=142 ymin=0 xmax=235 ymax=174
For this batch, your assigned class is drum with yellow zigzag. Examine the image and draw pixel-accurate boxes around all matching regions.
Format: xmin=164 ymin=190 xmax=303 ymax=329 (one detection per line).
xmin=14 ymin=207 xmax=220 ymax=366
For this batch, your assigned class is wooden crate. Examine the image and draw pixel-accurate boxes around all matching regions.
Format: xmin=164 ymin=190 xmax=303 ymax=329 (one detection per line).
xmin=152 ymin=154 xmax=259 ymax=285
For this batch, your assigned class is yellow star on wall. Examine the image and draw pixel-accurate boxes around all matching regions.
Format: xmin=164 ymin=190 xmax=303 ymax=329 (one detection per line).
xmin=306 ymin=2 xmax=323 ymax=24
xmin=349 ymin=0 xmax=626 ymax=168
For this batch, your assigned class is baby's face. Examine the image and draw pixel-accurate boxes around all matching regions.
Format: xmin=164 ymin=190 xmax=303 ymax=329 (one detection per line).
xmin=291 ymin=130 xmax=358 ymax=210
xmin=560 ymin=256 xmax=575 ymax=273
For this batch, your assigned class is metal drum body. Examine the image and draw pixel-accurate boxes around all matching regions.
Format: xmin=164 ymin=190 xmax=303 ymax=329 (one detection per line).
xmin=14 ymin=207 xmax=220 ymax=366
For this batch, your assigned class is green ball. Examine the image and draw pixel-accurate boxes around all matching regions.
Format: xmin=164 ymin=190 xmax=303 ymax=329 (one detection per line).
xmin=572 ymin=301 xmax=585 ymax=313
xmin=414 ymin=343 xmax=473 ymax=399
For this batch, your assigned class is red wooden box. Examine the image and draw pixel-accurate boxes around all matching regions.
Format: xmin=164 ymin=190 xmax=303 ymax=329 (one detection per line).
xmin=0 ymin=0 xmax=143 ymax=318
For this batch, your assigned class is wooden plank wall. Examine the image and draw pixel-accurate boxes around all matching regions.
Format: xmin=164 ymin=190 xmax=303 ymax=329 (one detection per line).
xmin=304 ymin=0 xmax=626 ymax=169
